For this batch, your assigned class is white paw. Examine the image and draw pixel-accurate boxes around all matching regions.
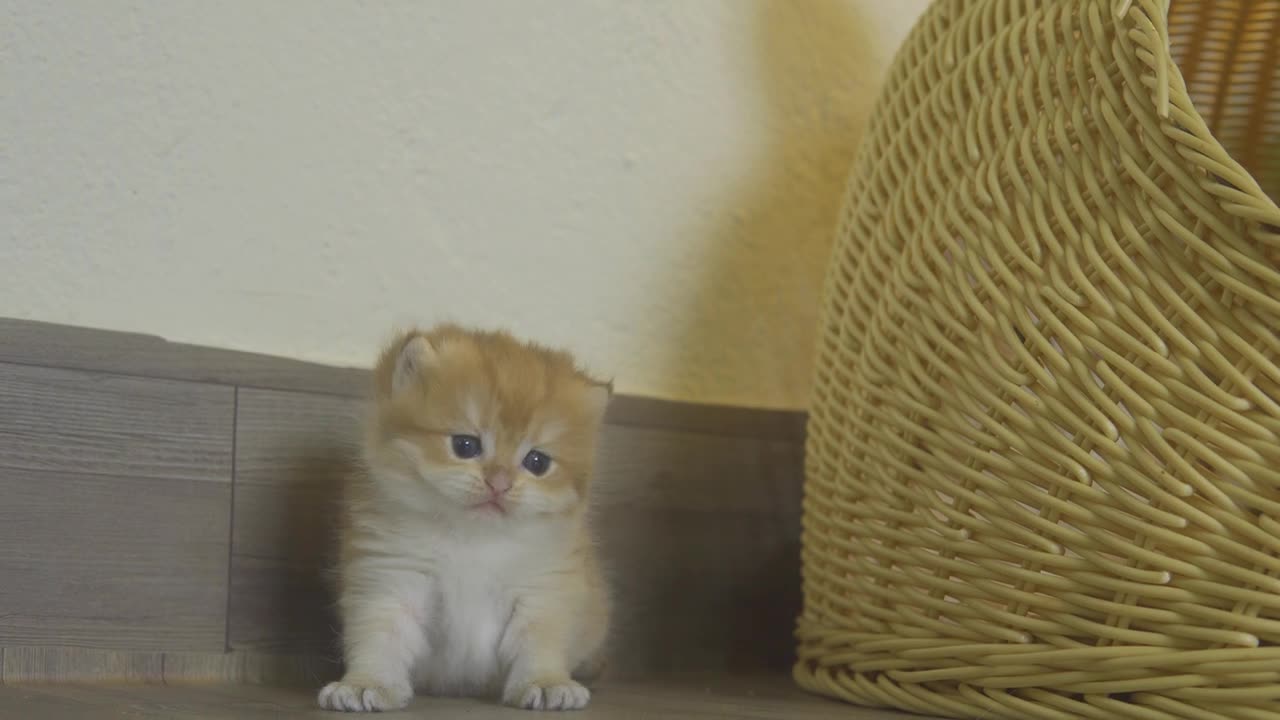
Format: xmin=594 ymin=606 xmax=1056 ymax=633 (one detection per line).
xmin=509 ymin=679 xmax=591 ymax=711
xmin=317 ymin=679 xmax=412 ymax=712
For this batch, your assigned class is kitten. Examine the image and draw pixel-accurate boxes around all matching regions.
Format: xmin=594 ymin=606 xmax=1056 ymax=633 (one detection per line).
xmin=318 ymin=325 xmax=612 ymax=712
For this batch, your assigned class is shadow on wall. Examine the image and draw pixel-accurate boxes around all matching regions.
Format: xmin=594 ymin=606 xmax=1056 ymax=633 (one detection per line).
xmin=658 ymin=0 xmax=883 ymax=410
xmin=601 ymin=0 xmax=885 ymax=675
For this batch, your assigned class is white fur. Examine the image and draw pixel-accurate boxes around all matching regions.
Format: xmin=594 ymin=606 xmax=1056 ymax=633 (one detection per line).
xmin=318 ymin=463 xmax=604 ymax=713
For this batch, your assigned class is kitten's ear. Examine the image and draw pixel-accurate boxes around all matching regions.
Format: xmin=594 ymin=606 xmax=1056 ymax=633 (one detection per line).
xmin=583 ymin=380 xmax=613 ymax=422
xmin=392 ymin=335 xmax=439 ymax=394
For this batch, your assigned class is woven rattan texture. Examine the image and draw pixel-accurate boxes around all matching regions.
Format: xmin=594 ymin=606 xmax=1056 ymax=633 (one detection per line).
xmin=795 ymin=1 xmax=1280 ymax=718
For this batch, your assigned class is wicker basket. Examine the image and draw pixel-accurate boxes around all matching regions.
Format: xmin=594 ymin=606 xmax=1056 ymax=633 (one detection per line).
xmin=795 ymin=1 xmax=1280 ymax=718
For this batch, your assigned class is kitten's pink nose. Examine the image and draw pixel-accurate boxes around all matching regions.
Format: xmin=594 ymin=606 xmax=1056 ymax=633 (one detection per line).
xmin=485 ymin=470 xmax=513 ymax=495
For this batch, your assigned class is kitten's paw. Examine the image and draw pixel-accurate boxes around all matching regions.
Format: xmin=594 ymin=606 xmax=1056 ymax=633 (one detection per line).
xmin=317 ymin=679 xmax=412 ymax=712
xmin=506 ymin=679 xmax=591 ymax=711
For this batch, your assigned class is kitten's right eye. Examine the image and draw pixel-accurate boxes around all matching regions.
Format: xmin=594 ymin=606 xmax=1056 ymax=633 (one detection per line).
xmin=450 ymin=434 xmax=482 ymax=459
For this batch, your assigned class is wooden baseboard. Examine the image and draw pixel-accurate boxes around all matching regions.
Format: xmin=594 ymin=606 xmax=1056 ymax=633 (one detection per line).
xmin=0 ymin=318 xmax=806 ymax=439
xmin=0 ymin=646 xmax=337 ymax=686
xmin=0 ymin=318 xmax=808 ymax=683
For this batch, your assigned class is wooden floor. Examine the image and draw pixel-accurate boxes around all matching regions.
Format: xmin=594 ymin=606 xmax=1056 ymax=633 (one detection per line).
xmin=0 ymin=677 xmax=931 ymax=719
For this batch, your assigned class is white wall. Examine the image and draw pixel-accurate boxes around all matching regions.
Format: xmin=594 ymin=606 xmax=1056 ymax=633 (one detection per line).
xmin=2 ymin=1 xmax=929 ymax=409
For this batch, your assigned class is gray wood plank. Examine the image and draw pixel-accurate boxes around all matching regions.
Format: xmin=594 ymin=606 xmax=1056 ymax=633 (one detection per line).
xmin=595 ymin=427 xmax=803 ymax=675
xmin=0 ymin=677 xmax=928 ymax=719
xmin=0 ymin=362 xmax=234 ymax=482
xmin=0 ymin=468 xmax=232 ymax=651
xmin=594 ymin=425 xmax=804 ymax=514
xmin=1 ymin=647 xmax=163 ymax=683
xmin=601 ymin=508 xmax=802 ymax=677
xmin=0 ymin=318 xmax=806 ymax=437
xmin=162 ymin=651 xmax=341 ymax=686
xmin=0 ymin=318 xmax=369 ymax=398
xmin=605 ymin=395 xmax=807 ymax=441
xmin=0 ymin=648 xmax=338 ymax=686
xmin=228 ymin=390 xmax=362 ymax=651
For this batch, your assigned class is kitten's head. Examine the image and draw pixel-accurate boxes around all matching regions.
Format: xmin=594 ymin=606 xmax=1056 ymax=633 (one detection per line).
xmin=365 ymin=325 xmax=611 ymax=522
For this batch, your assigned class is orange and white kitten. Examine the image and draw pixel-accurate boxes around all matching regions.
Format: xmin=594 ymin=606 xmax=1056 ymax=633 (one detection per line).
xmin=318 ymin=325 xmax=611 ymax=712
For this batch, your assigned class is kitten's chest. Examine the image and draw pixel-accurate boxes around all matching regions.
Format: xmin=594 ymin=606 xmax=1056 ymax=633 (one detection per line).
xmin=420 ymin=536 xmax=526 ymax=672
xmin=435 ymin=549 xmax=512 ymax=620
xmin=404 ymin=522 xmax=570 ymax=692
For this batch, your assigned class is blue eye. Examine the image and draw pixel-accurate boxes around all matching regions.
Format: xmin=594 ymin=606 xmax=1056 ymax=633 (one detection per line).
xmin=522 ymin=449 xmax=551 ymax=476
xmin=451 ymin=434 xmax=482 ymax=459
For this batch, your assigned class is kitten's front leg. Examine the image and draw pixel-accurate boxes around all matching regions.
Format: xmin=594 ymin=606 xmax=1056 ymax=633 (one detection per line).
xmin=500 ymin=603 xmax=590 ymax=711
xmin=318 ymin=567 xmax=428 ymax=712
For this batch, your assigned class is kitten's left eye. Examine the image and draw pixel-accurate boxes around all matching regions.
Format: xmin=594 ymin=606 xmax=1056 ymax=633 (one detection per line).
xmin=522 ymin=449 xmax=552 ymax=476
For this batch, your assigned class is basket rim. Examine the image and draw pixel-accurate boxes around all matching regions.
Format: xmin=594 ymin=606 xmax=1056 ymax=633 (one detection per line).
xmin=1122 ymin=0 xmax=1280 ymax=224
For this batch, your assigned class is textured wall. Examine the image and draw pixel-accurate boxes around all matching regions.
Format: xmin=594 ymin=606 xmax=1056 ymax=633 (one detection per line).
xmin=2 ymin=1 xmax=927 ymax=409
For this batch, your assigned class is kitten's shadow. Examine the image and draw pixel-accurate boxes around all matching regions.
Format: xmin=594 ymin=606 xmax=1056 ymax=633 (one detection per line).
xmin=289 ymin=445 xmax=348 ymax=648
xmin=244 ymin=439 xmax=350 ymax=675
